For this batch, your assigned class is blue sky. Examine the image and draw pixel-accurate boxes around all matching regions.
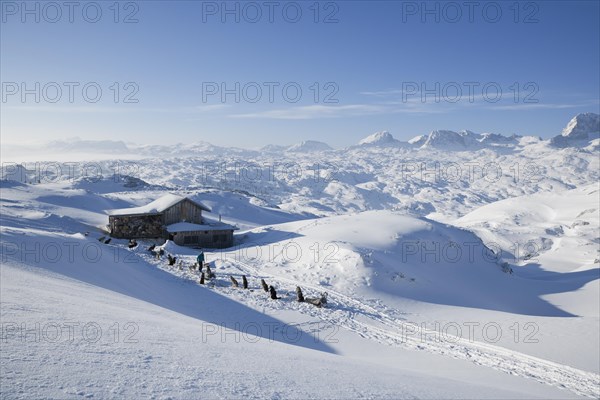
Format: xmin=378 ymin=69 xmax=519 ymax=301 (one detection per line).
xmin=1 ymin=0 xmax=599 ymax=148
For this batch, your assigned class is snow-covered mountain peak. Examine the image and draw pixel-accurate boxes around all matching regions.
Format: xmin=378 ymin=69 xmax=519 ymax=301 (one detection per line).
xmin=420 ymin=129 xmax=474 ymax=150
xmin=561 ymin=112 xmax=600 ymax=139
xmin=260 ymin=144 xmax=288 ymax=153
xmin=358 ymin=130 xmax=396 ymax=145
xmin=286 ymin=140 xmax=333 ymax=152
xmin=408 ymin=134 xmax=427 ymax=146
xmin=551 ymin=112 xmax=600 ymax=147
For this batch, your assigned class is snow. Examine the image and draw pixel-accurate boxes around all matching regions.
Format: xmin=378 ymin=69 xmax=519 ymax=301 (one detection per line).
xmin=551 ymin=113 xmax=600 ymax=147
xmin=286 ymin=140 xmax=333 ymax=153
xmin=2 ymin=263 xmax=574 ymax=399
xmin=561 ymin=113 xmax=600 ymax=138
xmin=1 ymin=113 xmax=599 ymax=398
xmin=107 ymin=194 xmax=211 ymax=216
xmin=0 ymin=164 xmax=33 ymax=183
xmin=166 ymin=220 xmax=237 ymax=232
xmin=358 ymin=130 xmax=400 ymax=146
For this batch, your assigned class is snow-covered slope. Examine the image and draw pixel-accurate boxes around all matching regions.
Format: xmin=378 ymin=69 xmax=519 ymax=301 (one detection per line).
xmin=454 ymin=184 xmax=600 ymax=316
xmin=9 ymin=259 xmax=575 ymax=399
xmin=4 ymin=182 xmax=592 ymax=398
xmin=1 ymin=113 xmax=599 ymax=398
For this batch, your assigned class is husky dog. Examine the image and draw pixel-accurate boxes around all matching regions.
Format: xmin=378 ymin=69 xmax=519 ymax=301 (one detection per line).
xmin=199 ymin=273 xmax=205 ymax=285
xmin=242 ymin=275 xmax=248 ymax=289
xmin=269 ymin=285 xmax=279 ymax=300
xmin=305 ymin=292 xmax=328 ymax=308
xmin=295 ymin=286 xmax=305 ymax=302
xmin=230 ymin=276 xmax=239 ymax=287
xmin=148 ymin=244 xmax=156 ymax=252
xmin=206 ymin=265 xmax=215 ymax=279
xmin=261 ymin=279 xmax=269 ymax=292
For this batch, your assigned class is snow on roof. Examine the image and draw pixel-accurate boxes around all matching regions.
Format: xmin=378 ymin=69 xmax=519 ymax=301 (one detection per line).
xmin=166 ymin=220 xmax=238 ymax=233
xmin=107 ymin=194 xmax=211 ymax=216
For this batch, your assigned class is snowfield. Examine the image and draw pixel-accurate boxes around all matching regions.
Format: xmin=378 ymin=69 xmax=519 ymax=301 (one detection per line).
xmin=1 ymin=114 xmax=599 ymax=398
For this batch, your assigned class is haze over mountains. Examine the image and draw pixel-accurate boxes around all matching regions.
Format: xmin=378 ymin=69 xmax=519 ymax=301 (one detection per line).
xmin=3 ymin=113 xmax=599 ymax=223
xmin=2 ymin=113 xmax=598 ymax=162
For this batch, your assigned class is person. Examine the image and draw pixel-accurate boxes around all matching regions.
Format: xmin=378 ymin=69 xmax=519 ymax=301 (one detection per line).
xmin=196 ymin=252 xmax=205 ymax=268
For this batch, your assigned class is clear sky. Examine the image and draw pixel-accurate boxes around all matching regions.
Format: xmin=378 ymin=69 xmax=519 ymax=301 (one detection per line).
xmin=1 ymin=0 xmax=599 ymax=148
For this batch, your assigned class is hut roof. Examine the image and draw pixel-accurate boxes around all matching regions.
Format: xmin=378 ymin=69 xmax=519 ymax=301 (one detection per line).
xmin=107 ymin=194 xmax=211 ymax=216
xmin=166 ymin=220 xmax=238 ymax=233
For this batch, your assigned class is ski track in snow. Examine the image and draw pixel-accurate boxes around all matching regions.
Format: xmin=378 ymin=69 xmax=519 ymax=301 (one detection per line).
xmin=134 ymin=244 xmax=599 ymax=399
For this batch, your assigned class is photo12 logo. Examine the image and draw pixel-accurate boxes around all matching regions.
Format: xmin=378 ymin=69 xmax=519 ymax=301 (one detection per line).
xmin=1 ymin=321 xmax=140 ymax=344
xmin=201 ymin=81 xmax=339 ymax=104
xmin=1 ymin=1 xmax=140 ymax=23
xmin=0 ymin=161 xmax=142 ymax=184
xmin=200 ymin=1 xmax=340 ymax=23
xmin=1 ymin=82 xmax=140 ymax=104
xmin=200 ymin=321 xmax=339 ymax=344
xmin=401 ymin=320 xmax=540 ymax=344
xmin=401 ymin=81 xmax=539 ymax=104
xmin=399 ymin=161 xmax=544 ymax=184
xmin=400 ymin=1 xmax=540 ymax=23
xmin=0 ymin=240 xmax=140 ymax=265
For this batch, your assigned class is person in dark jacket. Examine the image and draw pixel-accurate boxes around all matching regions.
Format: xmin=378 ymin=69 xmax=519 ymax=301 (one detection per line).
xmin=196 ymin=252 xmax=205 ymax=267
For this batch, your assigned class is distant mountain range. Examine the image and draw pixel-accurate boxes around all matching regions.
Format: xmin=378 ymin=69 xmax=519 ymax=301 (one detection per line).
xmin=262 ymin=140 xmax=333 ymax=153
xmin=2 ymin=114 xmax=598 ymax=162
xmin=354 ymin=113 xmax=599 ymax=151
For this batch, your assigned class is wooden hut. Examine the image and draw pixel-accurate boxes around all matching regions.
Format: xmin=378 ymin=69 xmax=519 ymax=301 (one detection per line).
xmin=107 ymin=194 xmax=236 ymax=248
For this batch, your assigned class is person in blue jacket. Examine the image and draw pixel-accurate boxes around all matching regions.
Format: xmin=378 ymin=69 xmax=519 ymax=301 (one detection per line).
xmin=196 ymin=252 xmax=205 ymax=267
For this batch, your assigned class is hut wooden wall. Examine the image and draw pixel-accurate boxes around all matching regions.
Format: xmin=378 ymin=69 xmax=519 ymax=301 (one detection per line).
xmin=162 ymin=200 xmax=204 ymax=225
xmin=172 ymin=229 xmax=233 ymax=248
